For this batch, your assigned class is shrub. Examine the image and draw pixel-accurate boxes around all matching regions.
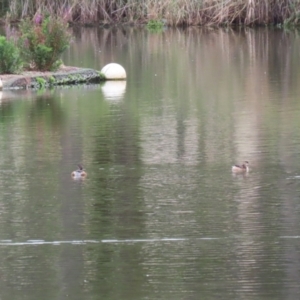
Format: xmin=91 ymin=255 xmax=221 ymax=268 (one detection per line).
xmin=18 ymin=15 xmax=72 ymax=71
xmin=36 ymin=77 xmax=47 ymax=88
xmin=146 ymin=19 xmax=164 ymax=30
xmin=0 ymin=35 xmax=23 ymax=74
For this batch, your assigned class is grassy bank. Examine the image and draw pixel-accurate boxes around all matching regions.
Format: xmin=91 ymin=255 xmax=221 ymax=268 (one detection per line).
xmin=1 ymin=0 xmax=300 ymax=26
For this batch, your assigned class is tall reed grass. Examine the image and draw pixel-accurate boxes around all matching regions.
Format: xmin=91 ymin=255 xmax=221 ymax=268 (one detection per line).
xmin=2 ymin=0 xmax=300 ymax=26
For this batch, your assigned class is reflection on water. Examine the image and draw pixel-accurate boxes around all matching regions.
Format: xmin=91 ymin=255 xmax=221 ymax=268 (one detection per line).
xmin=1 ymin=27 xmax=300 ymax=299
xmin=101 ymin=81 xmax=127 ymax=101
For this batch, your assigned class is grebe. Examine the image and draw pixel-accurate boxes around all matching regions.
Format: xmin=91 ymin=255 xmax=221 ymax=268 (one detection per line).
xmin=71 ymin=164 xmax=87 ymax=178
xmin=232 ymin=161 xmax=249 ymax=173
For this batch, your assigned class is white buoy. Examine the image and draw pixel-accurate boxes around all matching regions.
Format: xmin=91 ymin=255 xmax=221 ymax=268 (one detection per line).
xmin=101 ymin=63 xmax=126 ymax=80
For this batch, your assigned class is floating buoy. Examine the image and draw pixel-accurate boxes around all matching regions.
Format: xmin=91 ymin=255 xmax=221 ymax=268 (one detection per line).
xmin=101 ymin=63 xmax=126 ymax=80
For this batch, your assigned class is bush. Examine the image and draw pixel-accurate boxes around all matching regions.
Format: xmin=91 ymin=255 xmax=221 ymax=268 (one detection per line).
xmin=18 ymin=15 xmax=72 ymax=71
xmin=0 ymin=35 xmax=23 ymax=74
xmin=147 ymin=19 xmax=164 ymax=30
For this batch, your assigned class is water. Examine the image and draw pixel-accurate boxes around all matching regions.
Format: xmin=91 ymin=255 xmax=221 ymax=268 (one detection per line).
xmin=1 ymin=27 xmax=300 ymax=299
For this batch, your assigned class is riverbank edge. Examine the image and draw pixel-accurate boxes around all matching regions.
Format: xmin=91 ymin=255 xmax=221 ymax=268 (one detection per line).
xmin=2 ymin=66 xmax=105 ymax=90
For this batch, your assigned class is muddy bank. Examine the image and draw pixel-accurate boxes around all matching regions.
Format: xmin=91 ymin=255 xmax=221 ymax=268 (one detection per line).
xmin=2 ymin=66 xmax=104 ymax=89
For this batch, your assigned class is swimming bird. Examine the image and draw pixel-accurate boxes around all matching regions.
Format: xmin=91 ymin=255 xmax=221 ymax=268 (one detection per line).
xmin=232 ymin=161 xmax=249 ymax=173
xmin=71 ymin=164 xmax=87 ymax=178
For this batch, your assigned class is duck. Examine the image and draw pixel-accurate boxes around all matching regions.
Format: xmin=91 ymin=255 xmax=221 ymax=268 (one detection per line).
xmin=71 ymin=164 xmax=87 ymax=178
xmin=232 ymin=161 xmax=249 ymax=173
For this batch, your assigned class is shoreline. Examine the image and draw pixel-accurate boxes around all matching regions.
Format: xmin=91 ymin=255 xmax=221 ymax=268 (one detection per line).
xmin=2 ymin=66 xmax=104 ymax=89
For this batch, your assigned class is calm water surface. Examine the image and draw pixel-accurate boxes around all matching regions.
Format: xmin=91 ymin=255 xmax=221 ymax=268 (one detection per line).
xmin=1 ymin=27 xmax=300 ymax=299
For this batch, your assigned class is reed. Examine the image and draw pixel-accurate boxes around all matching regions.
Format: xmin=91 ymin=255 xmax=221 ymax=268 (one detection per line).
xmin=2 ymin=0 xmax=300 ymax=26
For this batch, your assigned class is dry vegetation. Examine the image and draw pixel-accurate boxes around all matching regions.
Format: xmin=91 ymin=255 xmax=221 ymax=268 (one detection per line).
xmin=2 ymin=0 xmax=300 ymax=26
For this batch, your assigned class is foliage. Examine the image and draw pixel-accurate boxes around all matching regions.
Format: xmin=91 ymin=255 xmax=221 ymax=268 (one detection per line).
xmin=36 ymin=77 xmax=47 ymax=88
xmin=49 ymin=76 xmax=55 ymax=85
xmin=98 ymin=71 xmax=106 ymax=80
xmin=0 ymin=35 xmax=23 ymax=74
xmin=18 ymin=15 xmax=72 ymax=71
xmin=146 ymin=20 xmax=164 ymax=32
xmin=3 ymin=0 xmax=300 ymax=26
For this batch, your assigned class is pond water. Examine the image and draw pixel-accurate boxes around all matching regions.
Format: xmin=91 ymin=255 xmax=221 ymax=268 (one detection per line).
xmin=1 ymin=26 xmax=300 ymax=299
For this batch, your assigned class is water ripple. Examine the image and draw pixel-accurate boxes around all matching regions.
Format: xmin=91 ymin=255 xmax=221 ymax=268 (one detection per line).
xmin=0 ymin=237 xmax=222 ymax=246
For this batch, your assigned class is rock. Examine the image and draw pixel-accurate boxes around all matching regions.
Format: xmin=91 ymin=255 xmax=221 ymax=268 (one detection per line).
xmin=2 ymin=68 xmax=103 ymax=89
